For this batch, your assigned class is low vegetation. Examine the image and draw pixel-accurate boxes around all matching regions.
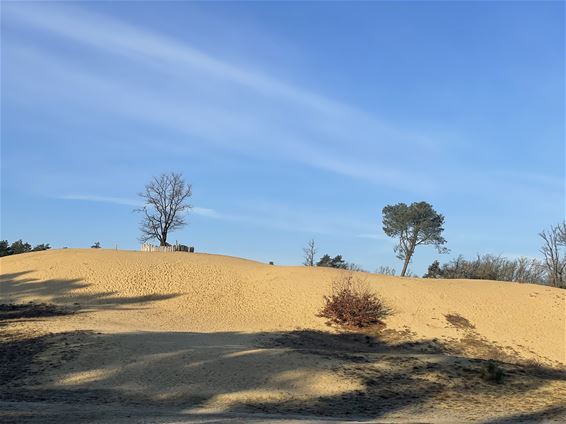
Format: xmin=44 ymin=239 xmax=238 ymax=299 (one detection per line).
xmin=316 ymin=254 xmax=349 ymax=269
xmin=318 ymin=274 xmax=389 ymax=328
xmin=302 ymin=240 xmax=365 ymax=271
xmin=422 ymin=250 xmax=566 ymax=289
xmin=481 ymin=361 xmax=505 ymax=384
xmin=375 ymin=266 xmax=396 ymax=276
xmin=423 ymin=255 xmax=546 ymax=284
xmin=0 ymin=240 xmax=50 ymax=257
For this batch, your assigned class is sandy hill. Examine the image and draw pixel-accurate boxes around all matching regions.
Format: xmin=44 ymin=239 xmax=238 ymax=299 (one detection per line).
xmin=2 ymin=248 xmax=564 ymax=363
xmin=1 ymin=249 xmax=565 ymax=422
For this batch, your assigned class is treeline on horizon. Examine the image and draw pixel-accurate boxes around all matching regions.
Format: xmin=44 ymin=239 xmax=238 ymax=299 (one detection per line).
xmin=2 ymin=237 xmax=564 ymax=289
xmin=0 ymin=239 xmax=51 ymax=257
xmin=0 ymin=240 xmax=103 ymax=257
xmin=423 ymin=221 xmax=566 ymax=288
xmin=299 ymin=197 xmax=565 ymax=289
xmin=303 ymin=242 xmax=563 ymax=288
xmin=423 ymin=254 xmax=547 ymax=285
xmin=3 ymin=172 xmax=564 ymax=290
xmin=127 ymin=171 xmax=566 ymax=289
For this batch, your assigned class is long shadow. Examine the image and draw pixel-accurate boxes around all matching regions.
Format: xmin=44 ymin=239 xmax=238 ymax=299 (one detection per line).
xmin=0 ymin=303 xmax=77 ymax=329
xmin=1 ymin=323 xmax=565 ymax=422
xmin=0 ymin=270 xmax=182 ymax=312
xmin=481 ymin=405 xmax=566 ymax=423
xmin=1 ymin=272 xmax=564 ymax=421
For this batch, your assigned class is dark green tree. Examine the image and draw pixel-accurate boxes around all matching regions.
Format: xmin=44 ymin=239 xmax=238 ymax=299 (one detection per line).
xmin=91 ymin=242 xmax=102 ymax=249
xmin=423 ymin=260 xmax=443 ymax=278
xmin=330 ymin=255 xmax=348 ymax=269
xmin=316 ymin=254 xmax=349 ymax=269
xmin=10 ymin=240 xmax=32 ymax=255
xmin=0 ymin=240 xmax=50 ymax=256
xmin=382 ymin=201 xmax=448 ymax=277
xmin=0 ymin=240 xmax=11 ymax=257
xmin=316 ymin=254 xmax=333 ymax=267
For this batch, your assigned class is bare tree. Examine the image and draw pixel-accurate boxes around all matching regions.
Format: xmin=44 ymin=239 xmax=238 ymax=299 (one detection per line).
xmin=559 ymin=222 xmax=566 ymax=245
xmin=136 ymin=172 xmax=192 ymax=246
xmin=303 ymin=239 xmax=317 ymax=266
xmin=539 ymin=221 xmax=566 ymax=288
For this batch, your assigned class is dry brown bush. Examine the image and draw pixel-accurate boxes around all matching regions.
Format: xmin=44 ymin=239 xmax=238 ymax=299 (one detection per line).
xmin=317 ymin=273 xmax=389 ymax=329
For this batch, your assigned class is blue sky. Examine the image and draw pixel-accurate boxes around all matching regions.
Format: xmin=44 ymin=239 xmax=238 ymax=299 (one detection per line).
xmin=1 ymin=1 xmax=564 ymax=274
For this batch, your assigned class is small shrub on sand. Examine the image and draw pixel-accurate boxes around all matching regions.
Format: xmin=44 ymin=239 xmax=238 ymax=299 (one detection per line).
xmin=318 ymin=273 xmax=388 ymax=329
xmin=481 ymin=360 xmax=505 ymax=384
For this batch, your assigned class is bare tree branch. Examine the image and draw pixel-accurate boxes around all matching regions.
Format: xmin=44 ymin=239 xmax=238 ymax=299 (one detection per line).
xmin=135 ymin=172 xmax=192 ymax=246
xmin=539 ymin=221 xmax=566 ymax=288
xmin=303 ymin=239 xmax=317 ymax=266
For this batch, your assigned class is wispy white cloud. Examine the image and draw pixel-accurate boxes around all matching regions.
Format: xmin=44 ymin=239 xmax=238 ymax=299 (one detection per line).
xmin=356 ymin=233 xmax=389 ymax=241
xmin=58 ymin=194 xmax=226 ymax=220
xmin=2 ymin=3 xmax=392 ymax=119
xmin=4 ymin=2 xmax=562 ymax=212
xmin=192 ymin=207 xmax=230 ymax=220
xmin=59 ymin=194 xmax=140 ymax=207
xmin=56 ymin=194 xmax=383 ymax=238
xmin=3 ymin=3 xmax=438 ymax=193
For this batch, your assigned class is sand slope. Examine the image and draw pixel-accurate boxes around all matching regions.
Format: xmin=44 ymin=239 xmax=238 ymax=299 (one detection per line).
xmin=2 ymin=249 xmax=566 ymax=423
xmin=1 ymin=249 xmax=564 ymax=364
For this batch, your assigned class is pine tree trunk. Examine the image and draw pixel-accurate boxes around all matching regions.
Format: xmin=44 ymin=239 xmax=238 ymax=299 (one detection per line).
xmin=401 ymin=256 xmax=411 ymax=277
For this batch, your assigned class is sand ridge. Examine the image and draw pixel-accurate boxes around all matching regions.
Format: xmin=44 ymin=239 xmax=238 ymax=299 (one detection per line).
xmin=1 ymin=248 xmax=564 ymax=364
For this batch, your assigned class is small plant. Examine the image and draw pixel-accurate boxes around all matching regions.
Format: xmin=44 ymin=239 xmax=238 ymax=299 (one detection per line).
xmin=445 ymin=313 xmax=475 ymax=330
xmin=375 ymin=266 xmax=396 ymax=276
xmin=91 ymin=242 xmax=101 ymax=249
xmin=481 ymin=360 xmax=505 ymax=384
xmin=317 ymin=273 xmax=389 ymax=329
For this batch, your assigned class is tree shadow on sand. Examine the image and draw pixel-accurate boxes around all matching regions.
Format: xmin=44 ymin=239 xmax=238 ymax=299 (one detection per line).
xmin=1 ymin=316 xmax=565 ymax=423
xmin=0 ymin=271 xmax=182 ymax=314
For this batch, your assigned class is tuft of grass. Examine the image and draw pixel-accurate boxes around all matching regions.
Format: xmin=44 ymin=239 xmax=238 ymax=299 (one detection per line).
xmin=481 ymin=360 xmax=505 ymax=384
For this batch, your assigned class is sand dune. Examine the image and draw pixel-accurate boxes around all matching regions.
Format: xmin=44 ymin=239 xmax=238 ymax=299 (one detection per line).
xmin=1 ymin=249 xmax=565 ymax=422
xmin=2 ymin=249 xmax=564 ymax=363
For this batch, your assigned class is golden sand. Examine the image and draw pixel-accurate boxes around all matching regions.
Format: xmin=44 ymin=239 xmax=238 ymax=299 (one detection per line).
xmin=1 ymin=249 xmax=565 ymax=422
xmin=2 ymin=248 xmax=563 ymax=363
